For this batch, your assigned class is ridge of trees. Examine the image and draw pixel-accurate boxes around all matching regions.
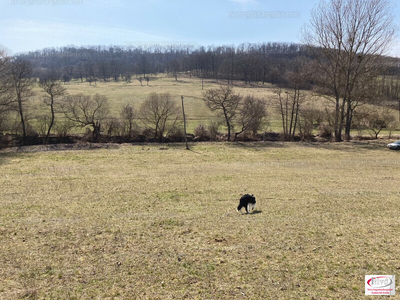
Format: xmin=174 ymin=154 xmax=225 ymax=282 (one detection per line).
xmin=16 ymin=42 xmax=311 ymax=86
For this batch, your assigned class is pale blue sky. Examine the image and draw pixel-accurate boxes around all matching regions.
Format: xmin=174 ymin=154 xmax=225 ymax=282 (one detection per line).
xmin=0 ymin=0 xmax=399 ymax=56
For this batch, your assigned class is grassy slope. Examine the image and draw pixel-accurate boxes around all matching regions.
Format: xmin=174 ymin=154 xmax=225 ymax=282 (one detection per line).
xmin=1 ymin=141 xmax=399 ymax=299
xmin=29 ymin=75 xmax=400 ymax=137
xmin=30 ymin=76 xmax=288 ymax=134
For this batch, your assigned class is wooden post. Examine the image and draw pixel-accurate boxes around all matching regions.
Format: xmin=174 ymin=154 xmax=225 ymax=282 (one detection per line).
xmin=181 ymin=95 xmax=189 ymax=150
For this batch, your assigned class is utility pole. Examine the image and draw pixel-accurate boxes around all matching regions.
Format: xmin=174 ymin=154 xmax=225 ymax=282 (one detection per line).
xmin=181 ymin=95 xmax=189 ymax=150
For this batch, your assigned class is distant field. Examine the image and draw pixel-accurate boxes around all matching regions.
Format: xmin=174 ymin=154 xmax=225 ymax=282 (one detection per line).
xmin=29 ymin=76 xmax=279 ymax=134
xmin=1 ymin=141 xmax=399 ymax=299
xmin=27 ymin=75 xmax=400 ymax=138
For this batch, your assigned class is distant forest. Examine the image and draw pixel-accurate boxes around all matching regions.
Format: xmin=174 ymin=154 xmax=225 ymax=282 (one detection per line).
xmin=17 ymin=42 xmax=400 ymax=87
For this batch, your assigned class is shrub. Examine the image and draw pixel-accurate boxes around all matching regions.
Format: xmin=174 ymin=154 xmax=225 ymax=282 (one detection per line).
xmin=194 ymin=123 xmax=210 ymax=140
xmin=54 ymin=119 xmax=75 ymax=138
xmin=141 ymin=128 xmax=156 ymax=141
xmin=105 ymin=118 xmax=124 ymax=136
xmin=318 ymin=122 xmax=333 ymax=139
xmin=207 ymin=121 xmax=220 ymax=141
xmin=167 ymin=127 xmax=185 ymax=142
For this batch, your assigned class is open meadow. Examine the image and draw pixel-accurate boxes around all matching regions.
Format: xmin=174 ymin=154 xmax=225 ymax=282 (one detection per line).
xmin=1 ymin=141 xmax=399 ymax=299
xmin=29 ymin=76 xmax=281 ymax=134
xmin=27 ymin=75 xmax=400 ymax=138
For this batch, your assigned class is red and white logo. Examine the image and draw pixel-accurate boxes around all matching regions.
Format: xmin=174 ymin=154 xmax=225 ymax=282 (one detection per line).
xmin=365 ymin=275 xmax=395 ymax=295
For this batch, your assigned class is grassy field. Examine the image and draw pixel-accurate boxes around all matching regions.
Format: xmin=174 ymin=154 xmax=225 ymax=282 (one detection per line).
xmin=29 ymin=76 xmax=279 ymax=134
xmin=1 ymin=141 xmax=399 ymax=299
xmin=27 ymin=75 xmax=400 ymax=138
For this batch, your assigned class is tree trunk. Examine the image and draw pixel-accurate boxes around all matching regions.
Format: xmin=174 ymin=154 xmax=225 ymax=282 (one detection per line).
xmin=17 ymin=93 xmax=26 ymax=144
xmin=344 ymin=97 xmax=352 ymax=141
xmin=93 ymin=122 xmax=101 ymax=143
xmin=181 ymin=96 xmax=189 ymax=150
xmin=45 ymin=95 xmax=55 ymax=144
xmin=222 ymin=106 xmax=231 ymax=141
xmin=292 ymin=89 xmax=300 ymax=139
xmin=289 ymin=93 xmax=296 ymax=140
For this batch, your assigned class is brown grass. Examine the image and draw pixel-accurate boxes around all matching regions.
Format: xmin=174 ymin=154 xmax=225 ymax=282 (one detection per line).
xmin=27 ymin=76 xmax=400 ymax=137
xmin=1 ymin=141 xmax=400 ymax=299
xmin=30 ymin=76 xmax=280 ymax=134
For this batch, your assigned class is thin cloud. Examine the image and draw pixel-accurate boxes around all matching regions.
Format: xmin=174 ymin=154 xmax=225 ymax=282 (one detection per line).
xmin=0 ymin=19 xmax=176 ymax=53
xmin=227 ymin=0 xmax=258 ymax=4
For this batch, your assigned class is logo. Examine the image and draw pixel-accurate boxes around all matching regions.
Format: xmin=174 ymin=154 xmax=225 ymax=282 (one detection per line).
xmin=365 ymin=275 xmax=395 ymax=295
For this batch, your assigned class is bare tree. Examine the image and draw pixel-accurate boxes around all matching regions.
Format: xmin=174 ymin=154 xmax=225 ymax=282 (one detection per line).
xmin=62 ymin=74 xmax=71 ymax=85
xmin=138 ymin=54 xmax=150 ymax=78
xmin=10 ymin=59 xmax=35 ymax=144
xmin=84 ymin=61 xmax=96 ymax=85
xmin=0 ymin=50 xmax=12 ymax=115
xmin=120 ymin=102 xmax=136 ymax=137
xmin=39 ymin=72 xmax=66 ymax=143
xmin=61 ymin=93 xmax=110 ymax=142
xmin=297 ymin=106 xmax=325 ymax=140
xmin=275 ymin=58 xmax=310 ymax=141
xmin=110 ymin=59 xmax=121 ymax=82
xmin=203 ymin=85 xmax=242 ymax=141
xmin=75 ymin=61 xmax=85 ymax=83
xmin=63 ymin=65 xmax=74 ymax=78
xmin=355 ymin=106 xmax=395 ymax=139
xmin=105 ymin=117 xmax=124 ymax=137
xmin=0 ymin=51 xmax=13 ymax=133
xmin=139 ymin=92 xmax=181 ymax=142
xmin=181 ymin=95 xmax=189 ymax=150
xmin=273 ymin=88 xmax=304 ymax=141
xmin=168 ymin=59 xmax=180 ymax=81
xmin=302 ymin=0 xmax=396 ymax=141
xmin=234 ymin=96 xmax=267 ymax=140
xmin=97 ymin=61 xmax=110 ymax=82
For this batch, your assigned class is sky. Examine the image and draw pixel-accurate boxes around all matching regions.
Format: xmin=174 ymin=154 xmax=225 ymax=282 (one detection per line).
xmin=0 ymin=0 xmax=399 ymax=56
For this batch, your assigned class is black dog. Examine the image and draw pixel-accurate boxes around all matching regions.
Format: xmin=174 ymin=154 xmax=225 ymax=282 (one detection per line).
xmin=237 ymin=194 xmax=256 ymax=213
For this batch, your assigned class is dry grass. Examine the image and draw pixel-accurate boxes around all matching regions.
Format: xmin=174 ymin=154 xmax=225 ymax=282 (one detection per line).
xmin=28 ymin=76 xmax=400 ymax=137
xmin=1 ymin=141 xmax=400 ymax=299
xmin=30 ymin=76 xmax=279 ymax=133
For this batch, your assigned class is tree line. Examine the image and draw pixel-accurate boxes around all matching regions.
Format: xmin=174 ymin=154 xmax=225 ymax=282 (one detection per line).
xmin=0 ymin=55 xmax=269 ymax=146
xmin=17 ymin=42 xmax=307 ymax=86
xmin=1 ymin=0 xmax=400 ymax=147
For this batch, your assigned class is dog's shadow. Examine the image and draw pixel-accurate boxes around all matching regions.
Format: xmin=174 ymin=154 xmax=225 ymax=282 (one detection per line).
xmin=240 ymin=210 xmax=262 ymax=215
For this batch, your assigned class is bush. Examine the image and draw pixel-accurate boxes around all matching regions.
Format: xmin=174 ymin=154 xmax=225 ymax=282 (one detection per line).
xmin=318 ymin=122 xmax=333 ymax=139
xmin=235 ymin=131 xmax=253 ymax=141
xmin=262 ymin=131 xmax=280 ymax=141
xmin=141 ymin=128 xmax=156 ymax=141
xmin=54 ymin=119 xmax=75 ymax=138
xmin=207 ymin=121 xmax=220 ymax=141
xmin=167 ymin=127 xmax=185 ymax=142
xmin=0 ymin=112 xmax=11 ymax=134
xmin=105 ymin=118 xmax=124 ymax=137
xmin=194 ymin=123 xmax=210 ymax=140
